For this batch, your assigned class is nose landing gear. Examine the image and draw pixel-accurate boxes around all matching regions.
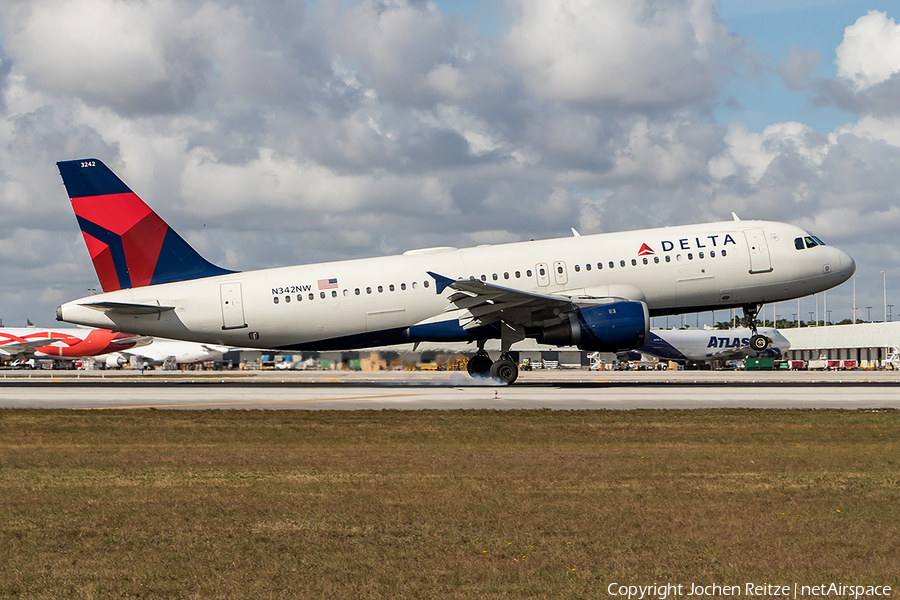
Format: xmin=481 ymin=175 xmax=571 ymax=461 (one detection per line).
xmin=743 ymin=303 xmax=771 ymax=352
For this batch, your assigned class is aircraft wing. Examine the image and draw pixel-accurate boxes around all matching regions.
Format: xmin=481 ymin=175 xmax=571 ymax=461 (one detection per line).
xmin=704 ymin=339 xmax=774 ymax=360
xmin=704 ymin=347 xmax=753 ymax=360
xmin=428 ymin=271 xmax=575 ymax=329
xmin=0 ymin=338 xmax=66 ymax=356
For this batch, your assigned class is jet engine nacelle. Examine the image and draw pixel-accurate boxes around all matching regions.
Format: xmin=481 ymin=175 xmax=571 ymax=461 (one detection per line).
xmin=539 ymin=301 xmax=649 ymax=352
xmin=105 ymin=354 xmax=127 ymax=368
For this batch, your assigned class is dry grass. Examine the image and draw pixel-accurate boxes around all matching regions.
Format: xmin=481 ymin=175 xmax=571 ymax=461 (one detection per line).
xmin=1 ymin=408 xmax=898 ymax=599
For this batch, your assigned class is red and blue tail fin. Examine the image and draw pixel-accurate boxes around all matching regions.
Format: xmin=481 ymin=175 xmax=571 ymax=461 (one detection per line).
xmin=57 ymin=158 xmax=235 ymax=292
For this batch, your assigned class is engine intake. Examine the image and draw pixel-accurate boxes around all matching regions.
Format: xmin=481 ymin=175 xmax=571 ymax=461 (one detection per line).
xmin=105 ymin=354 xmax=127 ymax=369
xmin=539 ymin=301 xmax=649 ymax=351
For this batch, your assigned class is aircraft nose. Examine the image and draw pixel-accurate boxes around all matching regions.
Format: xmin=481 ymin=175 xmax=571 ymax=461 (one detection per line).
xmin=839 ymin=249 xmax=856 ymax=278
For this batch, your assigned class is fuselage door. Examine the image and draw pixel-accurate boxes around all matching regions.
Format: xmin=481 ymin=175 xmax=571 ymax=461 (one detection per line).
xmin=553 ymin=261 xmax=568 ymax=285
xmin=535 ymin=263 xmax=550 ymax=287
xmin=220 ymin=283 xmax=247 ymax=330
xmin=744 ymin=229 xmax=772 ymax=274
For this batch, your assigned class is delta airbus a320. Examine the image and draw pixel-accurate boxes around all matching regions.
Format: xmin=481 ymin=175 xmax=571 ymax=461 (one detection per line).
xmin=55 ymin=159 xmax=855 ymax=384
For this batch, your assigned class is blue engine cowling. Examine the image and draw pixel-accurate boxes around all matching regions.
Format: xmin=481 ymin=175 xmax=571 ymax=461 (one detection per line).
xmin=538 ymin=301 xmax=649 ymax=352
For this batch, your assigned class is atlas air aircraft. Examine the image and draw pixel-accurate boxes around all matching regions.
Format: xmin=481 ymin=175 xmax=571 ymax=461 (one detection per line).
xmin=632 ymin=327 xmax=790 ymax=364
xmin=54 ymin=159 xmax=856 ymax=384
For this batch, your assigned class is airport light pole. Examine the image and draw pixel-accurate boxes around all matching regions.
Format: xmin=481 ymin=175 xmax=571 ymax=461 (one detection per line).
xmin=809 ymin=311 xmax=814 ymax=326
xmin=826 ymin=309 xmax=832 ymax=325
xmin=815 ymin=293 xmax=819 ymax=326
xmin=867 ymin=306 xmax=872 ymax=322
xmin=792 ymin=313 xmax=798 ymax=327
xmin=889 ymin=305 xmax=894 ymax=323
xmin=882 ymin=271 xmax=887 ymax=323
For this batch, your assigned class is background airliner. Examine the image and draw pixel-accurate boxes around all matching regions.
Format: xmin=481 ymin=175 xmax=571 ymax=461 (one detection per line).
xmin=0 ymin=327 xmax=148 ymax=360
xmin=628 ymin=327 xmax=790 ymax=364
xmin=0 ymin=327 xmax=227 ymax=368
xmin=102 ymin=337 xmax=228 ymax=369
xmin=54 ymin=159 xmax=855 ymax=384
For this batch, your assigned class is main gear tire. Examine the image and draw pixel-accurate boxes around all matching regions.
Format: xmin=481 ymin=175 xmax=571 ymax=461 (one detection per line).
xmin=490 ymin=359 xmax=518 ymax=385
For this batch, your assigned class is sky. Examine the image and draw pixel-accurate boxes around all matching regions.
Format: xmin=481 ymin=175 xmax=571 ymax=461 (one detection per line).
xmin=1 ymin=0 xmax=899 ymax=330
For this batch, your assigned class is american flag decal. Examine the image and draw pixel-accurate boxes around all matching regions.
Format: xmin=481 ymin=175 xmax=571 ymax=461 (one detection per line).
xmin=317 ymin=278 xmax=339 ymax=290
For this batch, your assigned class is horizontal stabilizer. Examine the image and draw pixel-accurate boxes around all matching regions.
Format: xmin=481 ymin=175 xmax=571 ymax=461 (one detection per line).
xmin=80 ymin=301 xmax=176 ymax=315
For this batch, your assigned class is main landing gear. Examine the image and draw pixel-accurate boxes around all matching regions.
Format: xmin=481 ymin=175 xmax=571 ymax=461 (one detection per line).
xmin=466 ymin=346 xmax=493 ymax=378
xmin=467 ymin=341 xmax=519 ymax=385
xmin=742 ymin=303 xmax=771 ymax=352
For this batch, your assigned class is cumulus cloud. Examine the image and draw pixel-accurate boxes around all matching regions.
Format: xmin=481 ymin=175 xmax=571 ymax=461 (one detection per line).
xmin=813 ymin=11 xmax=900 ymax=117
xmin=836 ymin=11 xmax=900 ymax=91
xmin=503 ymin=0 xmax=747 ymax=108
xmin=6 ymin=0 xmax=209 ymax=114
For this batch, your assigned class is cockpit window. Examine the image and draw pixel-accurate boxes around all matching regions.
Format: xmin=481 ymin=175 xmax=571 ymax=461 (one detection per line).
xmin=795 ymin=235 xmax=827 ymax=250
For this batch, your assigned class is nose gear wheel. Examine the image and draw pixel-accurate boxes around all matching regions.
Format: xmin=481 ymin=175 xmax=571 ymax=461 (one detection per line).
xmin=742 ymin=303 xmax=771 ymax=352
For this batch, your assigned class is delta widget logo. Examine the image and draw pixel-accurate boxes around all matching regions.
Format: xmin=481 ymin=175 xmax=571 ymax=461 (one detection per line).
xmin=637 ymin=243 xmax=655 ymax=256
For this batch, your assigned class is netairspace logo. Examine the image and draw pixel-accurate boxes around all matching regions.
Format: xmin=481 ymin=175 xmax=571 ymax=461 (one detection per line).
xmin=606 ymin=582 xmax=892 ymax=599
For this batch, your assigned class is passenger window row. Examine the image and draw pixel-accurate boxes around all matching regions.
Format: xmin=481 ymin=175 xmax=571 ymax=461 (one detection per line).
xmin=472 ymin=249 xmax=729 ymax=281
xmin=478 ymin=270 xmax=533 ymax=282
xmin=273 ymin=280 xmax=430 ymax=304
xmin=273 ymin=247 xmax=731 ymax=304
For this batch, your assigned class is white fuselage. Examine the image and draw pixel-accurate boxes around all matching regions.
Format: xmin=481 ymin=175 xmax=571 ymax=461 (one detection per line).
xmin=57 ymin=220 xmax=855 ymax=351
xmin=98 ymin=338 xmax=229 ymax=366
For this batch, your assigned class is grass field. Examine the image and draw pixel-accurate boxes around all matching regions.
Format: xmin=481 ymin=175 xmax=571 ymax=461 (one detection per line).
xmin=1 ymin=408 xmax=898 ymax=599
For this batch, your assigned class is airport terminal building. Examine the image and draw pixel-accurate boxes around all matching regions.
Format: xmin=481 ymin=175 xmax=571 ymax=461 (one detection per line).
xmin=779 ymin=322 xmax=900 ymax=368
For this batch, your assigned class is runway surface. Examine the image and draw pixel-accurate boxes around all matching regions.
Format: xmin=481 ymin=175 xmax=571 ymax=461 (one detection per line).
xmin=2 ymin=370 xmax=899 ymax=409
